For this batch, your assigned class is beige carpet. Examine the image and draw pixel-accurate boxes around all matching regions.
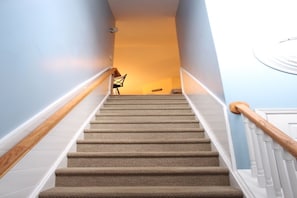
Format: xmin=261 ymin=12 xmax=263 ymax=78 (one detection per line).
xmin=39 ymin=95 xmax=243 ymax=198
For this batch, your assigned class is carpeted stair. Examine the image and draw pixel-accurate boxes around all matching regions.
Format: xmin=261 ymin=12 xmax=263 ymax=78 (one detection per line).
xmin=39 ymin=95 xmax=243 ymax=198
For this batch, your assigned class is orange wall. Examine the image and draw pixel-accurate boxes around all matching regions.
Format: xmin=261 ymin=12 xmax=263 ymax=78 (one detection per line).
xmin=113 ymin=17 xmax=181 ymax=94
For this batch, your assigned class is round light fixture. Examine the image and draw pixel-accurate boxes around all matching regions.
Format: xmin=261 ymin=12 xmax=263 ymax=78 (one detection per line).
xmin=254 ymin=37 xmax=297 ymax=75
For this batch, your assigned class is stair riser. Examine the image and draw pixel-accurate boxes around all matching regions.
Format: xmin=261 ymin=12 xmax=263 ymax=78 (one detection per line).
xmin=105 ymin=100 xmax=188 ymax=104
xmin=77 ymin=143 xmax=211 ymax=152
xmin=108 ymin=96 xmax=185 ymax=100
xmin=102 ymin=105 xmax=189 ymax=109
xmin=39 ymin=186 xmax=243 ymax=198
xmin=56 ymin=174 xmax=229 ymax=187
xmin=95 ymin=115 xmax=197 ymax=121
xmin=90 ymin=123 xmax=200 ymax=129
xmin=68 ymin=157 xmax=219 ymax=167
xmin=84 ymin=132 xmax=204 ymax=140
xmin=98 ymin=109 xmax=193 ymax=115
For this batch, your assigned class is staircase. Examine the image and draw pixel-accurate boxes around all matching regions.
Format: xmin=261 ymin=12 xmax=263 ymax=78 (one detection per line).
xmin=39 ymin=95 xmax=243 ymax=198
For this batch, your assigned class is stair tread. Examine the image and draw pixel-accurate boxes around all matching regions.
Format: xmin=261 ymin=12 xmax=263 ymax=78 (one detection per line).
xmin=77 ymin=138 xmax=210 ymax=144
xmin=39 ymin=95 xmax=243 ymax=197
xmin=68 ymin=151 xmax=219 ymax=157
xmin=109 ymin=95 xmax=184 ymax=98
xmin=105 ymin=100 xmax=188 ymax=103
xmin=40 ymin=186 xmax=243 ymax=198
xmin=99 ymin=109 xmax=193 ymax=112
xmin=97 ymin=113 xmax=195 ymax=116
xmin=84 ymin=128 xmax=204 ymax=132
xmin=101 ymin=107 xmax=192 ymax=110
xmin=90 ymin=120 xmax=199 ymax=124
xmin=56 ymin=167 xmax=229 ymax=175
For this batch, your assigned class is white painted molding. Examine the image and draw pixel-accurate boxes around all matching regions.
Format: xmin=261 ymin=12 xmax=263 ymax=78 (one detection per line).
xmin=255 ymin=108 xmax=297 ymax=116
xmin=181 ymin=68 xmax=226 ymax=107
xmin=181 ymin=67 xmax=256 ymax=197
xmin=180 ymin=67 xmax=237 ymax=169
xmin=237 ymin=170 xmax=267 ymax=198
xmin=255 ymin=108 xmax=297 ymax=140
xmin=183 ymin=93 xmax=231 ymax=167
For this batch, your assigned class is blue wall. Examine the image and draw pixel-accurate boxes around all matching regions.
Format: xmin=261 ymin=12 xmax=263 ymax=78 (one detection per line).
xmin=177 ymin=0 xmax=297 ymax=168
xmin=205 ymin=0 xmax=297 ymax=109
xmin=176 ymin=0 xmax=248 ymax=168
xmin=176 ymin=0 xmax=247 ymax=168
xmin=205 ymin=1 xmax=297 ymax=168
xmin=0 ymin=0 xmax=115 ymax=138
xmin=176 ymin=0 xmax=225 ymax=102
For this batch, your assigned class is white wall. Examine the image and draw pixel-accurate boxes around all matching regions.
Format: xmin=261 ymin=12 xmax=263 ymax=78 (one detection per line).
xmin=0 ymin=0 xmax=115 ymax=139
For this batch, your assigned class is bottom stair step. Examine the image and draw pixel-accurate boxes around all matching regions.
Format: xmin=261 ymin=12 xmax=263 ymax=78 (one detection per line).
xmin=39 ymin=186 xmax=243 ymax=198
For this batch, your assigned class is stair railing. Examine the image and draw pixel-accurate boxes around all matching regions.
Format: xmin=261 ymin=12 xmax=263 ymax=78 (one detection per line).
xmin=0 ymin=68 xmax=119 ymax=178
xmin=230 ymin=102 xmax=297 ymax=198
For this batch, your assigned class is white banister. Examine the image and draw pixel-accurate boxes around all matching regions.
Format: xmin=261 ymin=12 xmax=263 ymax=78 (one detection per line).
xmin=256 ymin=128 xmax=276 ymax=198
xmin=230 ymin=102 xmax=297 ymax=198
xmin=249 ymin=122 xmax=265 ymax=187
xmin=263 ymin=134 xmax=282 ymax=197
xmin=284 ymin=152 xmax=297 ymax=196
xmin=243 ymin=118 xmax=257 ymax=177
xmin=274 ymin=144 xmax=294 ymax=198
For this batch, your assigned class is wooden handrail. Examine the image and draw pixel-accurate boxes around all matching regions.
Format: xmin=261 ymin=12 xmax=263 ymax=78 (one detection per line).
xmin=0 ymin=68 xmax=118 ymax=178
xmin=230 ymin=101 xmax=297 ymax=158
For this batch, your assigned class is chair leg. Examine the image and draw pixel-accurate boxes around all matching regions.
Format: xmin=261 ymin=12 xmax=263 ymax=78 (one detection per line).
xmin=116 ymin=88 xmax=120 ymax=95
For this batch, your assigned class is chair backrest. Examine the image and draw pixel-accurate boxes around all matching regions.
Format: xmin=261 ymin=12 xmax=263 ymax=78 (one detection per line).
xmin=113 ymin=74 xmax=127 ymax=87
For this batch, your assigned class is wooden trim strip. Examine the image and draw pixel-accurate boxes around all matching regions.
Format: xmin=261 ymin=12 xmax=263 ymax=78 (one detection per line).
xmin=230 ymin=101 xmax=297 ymax=158
xmin=0 ymin=68 xmax=117 ymax=178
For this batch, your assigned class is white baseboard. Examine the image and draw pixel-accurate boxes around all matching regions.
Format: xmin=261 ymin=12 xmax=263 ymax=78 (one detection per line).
xmin=180 ymin=67 xmax=257 ymax=197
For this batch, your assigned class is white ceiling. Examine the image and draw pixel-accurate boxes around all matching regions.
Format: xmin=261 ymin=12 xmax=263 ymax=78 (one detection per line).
xmin=108 ymin=0 xmax=179 ymax=20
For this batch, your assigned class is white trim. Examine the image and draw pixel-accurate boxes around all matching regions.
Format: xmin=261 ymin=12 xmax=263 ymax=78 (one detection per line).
xmin=255 ymin=108 xmax=297 ymax=140
xmin=255 ymin=108 xmax=297 ymax=118
xmin=180 ymin=67 xmax=255 ymax=197
xmin=180 ymin=68 xmax=185 ymax=95
xmin=30 ymin=94 xmax=109 ymax=198
xmin=180 ymin=67 xmax=236 ymax=169
xmin=223 ymin=105 xmax=239 ymax=170
xmin=0 ymin=67 xmax=111 ymax=153
xmin=183 ymin=94 xmax=232 ymax=168
xmin=237 ymin=169 xmax=267 ymax=198
xmin=181 ymin=68 xmax=226 ymax=107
